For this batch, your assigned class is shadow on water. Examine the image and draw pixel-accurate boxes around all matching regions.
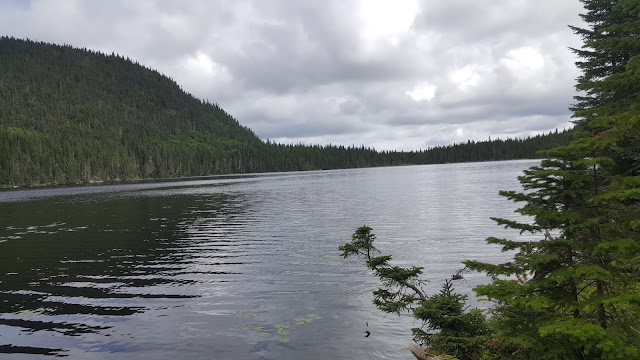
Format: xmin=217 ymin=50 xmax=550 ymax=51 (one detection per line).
xmin=0 ymin=344 xmax=68 ymax=357
xmin=0 ymin=188 xmax=248 ymax=357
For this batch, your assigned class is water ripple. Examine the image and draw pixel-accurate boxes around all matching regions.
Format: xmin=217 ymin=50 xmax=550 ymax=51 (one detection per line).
xmin=0 ymin=160 xmax=539 ymax=359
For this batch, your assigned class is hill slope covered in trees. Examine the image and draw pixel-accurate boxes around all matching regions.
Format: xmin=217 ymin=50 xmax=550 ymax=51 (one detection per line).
xmin=0 ymin=37 xmax=572 ymax=187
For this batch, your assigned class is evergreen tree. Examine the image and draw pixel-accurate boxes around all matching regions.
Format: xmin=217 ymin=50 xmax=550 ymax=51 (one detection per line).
xmin=339 ymin=226 xmax=489 ymax=360
xmin=570 ymin=0 xmax=640 ymax=117
xmin=465 ymin=1 xmax=640 ymax=358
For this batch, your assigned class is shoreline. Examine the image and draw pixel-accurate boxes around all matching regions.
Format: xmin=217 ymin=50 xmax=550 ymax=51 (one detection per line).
xmin=0 ymin=158 xmax=542 ymax=191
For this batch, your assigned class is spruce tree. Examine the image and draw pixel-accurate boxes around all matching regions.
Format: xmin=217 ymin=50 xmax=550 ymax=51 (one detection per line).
xmin=339 ymin=226 xmax=489 ymax=360
xmin=465 ymin=1 xmax=640 ymax=358
xmin=569 ymin=0 xmax=639 ymax=116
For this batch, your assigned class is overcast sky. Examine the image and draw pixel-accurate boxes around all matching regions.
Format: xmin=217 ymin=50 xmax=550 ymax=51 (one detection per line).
xmin=1 ymin=0 xmax=587 ymax=150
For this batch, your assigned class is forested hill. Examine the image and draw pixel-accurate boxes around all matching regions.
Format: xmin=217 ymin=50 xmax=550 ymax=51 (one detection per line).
xmin=0 ymin=36 xmax=263 ymax=186
xmin=0 ymin=37 xmax=573 ymax=187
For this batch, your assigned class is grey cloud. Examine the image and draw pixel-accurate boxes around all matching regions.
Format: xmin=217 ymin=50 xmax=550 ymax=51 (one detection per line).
xmin=338 ymin=99 xmax=363 ymax=115
xmin=415 ymin=0 xmax=584 ymax=43
xmin=239 ymin=108 xmax=365 ymax=139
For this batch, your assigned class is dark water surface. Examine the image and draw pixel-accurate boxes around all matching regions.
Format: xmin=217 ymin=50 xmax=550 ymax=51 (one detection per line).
xmin=0 ymin=160 xmax=538 ymax=359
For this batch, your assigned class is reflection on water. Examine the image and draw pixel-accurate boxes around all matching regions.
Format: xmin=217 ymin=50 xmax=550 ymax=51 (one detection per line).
xmin=0 ymin=160 xmax=538 ymax=359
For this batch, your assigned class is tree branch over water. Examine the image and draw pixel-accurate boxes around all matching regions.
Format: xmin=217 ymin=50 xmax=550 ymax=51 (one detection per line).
xmin=339 ymin=226 xmax=488 ymax=360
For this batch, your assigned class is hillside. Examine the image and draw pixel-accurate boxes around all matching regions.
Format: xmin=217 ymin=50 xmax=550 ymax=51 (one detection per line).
xmin=0 ymin=36 xmax=266 ymax=186
xmin=0 ymin=37 xmax=573 ymax=187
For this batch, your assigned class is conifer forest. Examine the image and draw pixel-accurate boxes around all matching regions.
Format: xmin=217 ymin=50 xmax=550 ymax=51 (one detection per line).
xmin=0 ymin=36 xmax=571 ymax=187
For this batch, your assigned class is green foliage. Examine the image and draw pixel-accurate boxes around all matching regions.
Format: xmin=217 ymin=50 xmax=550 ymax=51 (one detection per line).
xmin=0 ymin=36 xmax=573 ymax=187
xmin=465 ymin=1 xmax=640 ymax=359
xmin=0 ymin=36 xmax=263 ymax=186
xmin=412 ymin=281 xmax=489 ymax=360
xmin=339 ymin=225 xmax=378 ymax=260
xmin=340 ymin=226 xmax=489 ymax=360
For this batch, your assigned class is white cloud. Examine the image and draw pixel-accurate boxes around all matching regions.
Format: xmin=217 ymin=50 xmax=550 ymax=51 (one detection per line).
xmin=406 ymin=83 xmax=437 ymax=102
xmin=171 ymin=52 xmax=232 ymax=98
xmin=358 ymin=0 xmax=419 ymax=43
xmin=501 ymin=47 xmax=545 ymax=76
xmin=450 ymin=65 xmax=482 ymax=91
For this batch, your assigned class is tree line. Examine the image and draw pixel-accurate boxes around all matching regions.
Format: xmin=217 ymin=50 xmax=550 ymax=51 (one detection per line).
xmin=0 ymin=36 xmax=571 ymax=187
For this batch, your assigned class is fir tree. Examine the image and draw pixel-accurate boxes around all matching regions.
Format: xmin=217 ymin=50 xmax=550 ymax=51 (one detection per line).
xmin=339 ymin=226 xmax=489 ymax=360
xmin=465 ymin=1 xmax=640 ymax=358
xmin=569 ymin=0 xmax=639 ymax=116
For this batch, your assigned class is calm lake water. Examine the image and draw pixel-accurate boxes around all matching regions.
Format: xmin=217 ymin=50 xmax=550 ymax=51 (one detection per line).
xmin=0 ymin=160 xmax=539 ymax=359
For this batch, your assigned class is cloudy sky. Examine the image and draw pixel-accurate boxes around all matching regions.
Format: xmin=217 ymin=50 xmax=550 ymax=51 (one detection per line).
xmin=1 ymin=0 xmax=587 ymax=150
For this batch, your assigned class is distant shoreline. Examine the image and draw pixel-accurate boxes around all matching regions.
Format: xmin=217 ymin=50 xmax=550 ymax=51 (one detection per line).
xmin=0 ymin=158 xmax=542 ymax=191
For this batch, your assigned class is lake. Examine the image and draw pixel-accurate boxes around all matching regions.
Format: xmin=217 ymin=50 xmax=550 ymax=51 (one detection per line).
xmin=0 ymin=160 xmax=538 ymax=359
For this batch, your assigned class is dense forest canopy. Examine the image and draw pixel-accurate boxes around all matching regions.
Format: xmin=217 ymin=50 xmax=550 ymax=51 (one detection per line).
xmin=0 ymin=36 xmax=572 ymax=187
